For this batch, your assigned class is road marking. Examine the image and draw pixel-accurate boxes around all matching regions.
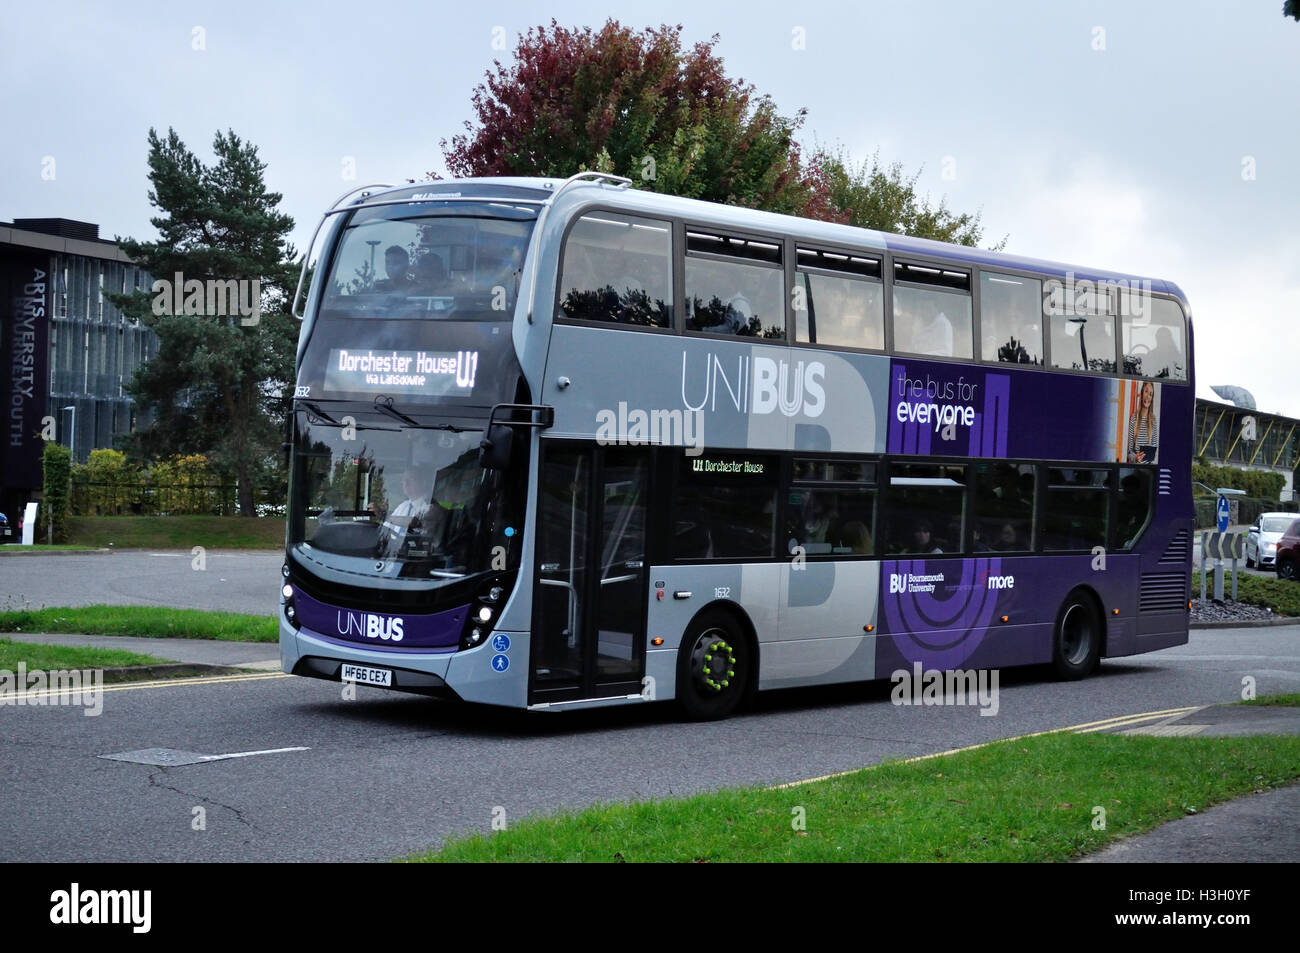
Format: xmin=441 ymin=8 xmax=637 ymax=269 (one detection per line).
xmin=1074 ymin=707 xmax=1201 ymax=734
xmin=100 ymin=745 xmax=309 ymax=766
xmin=770 ymin=705 xmax=1202 ymax=790
xmin=196 ymin=746 xmax=308 ymax=762
xmin=4 ymin=671 xmax=288 ymax=703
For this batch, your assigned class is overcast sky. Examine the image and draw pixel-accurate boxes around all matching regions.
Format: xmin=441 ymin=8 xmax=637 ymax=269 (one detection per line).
xmin=3 ymin=1 xmax=1297 ymax=416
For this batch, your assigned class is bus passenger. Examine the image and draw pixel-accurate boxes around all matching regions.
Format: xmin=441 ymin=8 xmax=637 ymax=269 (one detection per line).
xmin=914 ymin=310 xmax=953 ymax=357
xmin=375 ymin=245 xmax=412 ymax=293
xmin=911 ymin=519 xmax=943 ymax=554
xmin=841 ymin=520 xmax=871 ymax=554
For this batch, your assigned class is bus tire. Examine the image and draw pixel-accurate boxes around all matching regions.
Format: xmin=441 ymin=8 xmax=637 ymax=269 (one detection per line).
xmin=1052 ymin=590 xmax=1102 ymax=680
xmin=676 ymin=609 xmax=750 ymax=721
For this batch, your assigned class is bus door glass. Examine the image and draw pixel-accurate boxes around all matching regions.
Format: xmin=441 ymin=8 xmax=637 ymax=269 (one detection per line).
xmin=533 ymin=445 xmax=648 ymax=700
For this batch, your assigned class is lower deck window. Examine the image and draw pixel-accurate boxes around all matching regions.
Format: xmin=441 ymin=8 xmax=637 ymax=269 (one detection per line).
xmin=673 ymin=453 xmax=777 ymax=559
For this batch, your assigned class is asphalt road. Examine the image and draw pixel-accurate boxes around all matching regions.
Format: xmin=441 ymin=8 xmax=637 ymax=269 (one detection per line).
xmin=0 ymin=550 xmax=282 ymax=616
xmin=2 ymin=625 xmax=1298 ymax=862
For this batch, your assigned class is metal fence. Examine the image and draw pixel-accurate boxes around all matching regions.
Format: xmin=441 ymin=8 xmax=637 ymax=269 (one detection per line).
xmin=70 ymin=481 xmax=285 ymax=517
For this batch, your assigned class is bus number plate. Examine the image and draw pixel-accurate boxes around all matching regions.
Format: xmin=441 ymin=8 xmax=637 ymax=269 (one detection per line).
xmin=340 ymin=664 xmax=392 ymax=687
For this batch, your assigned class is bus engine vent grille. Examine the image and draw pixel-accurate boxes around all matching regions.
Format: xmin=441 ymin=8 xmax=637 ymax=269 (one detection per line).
xmin=1157 ymin=468 xmax=1173 ymax=496
xmin=1159 ymin=529 xmax=1192 ymax=565
xmin=1139 ymin=572 xmax=1187 ymax=612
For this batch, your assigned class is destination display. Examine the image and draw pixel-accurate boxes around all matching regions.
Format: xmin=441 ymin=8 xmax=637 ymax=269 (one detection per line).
xmin=324 ymin=348 xmax=479 ymax=397
xmin=295 ymin=317 xmax=520 ymax=407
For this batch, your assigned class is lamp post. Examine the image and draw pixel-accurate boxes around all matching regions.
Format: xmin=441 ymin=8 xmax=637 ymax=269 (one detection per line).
xmin=62 ymin=405 xmax=76 ymax=463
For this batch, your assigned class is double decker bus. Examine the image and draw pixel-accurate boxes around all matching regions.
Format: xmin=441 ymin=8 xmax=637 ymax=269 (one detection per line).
xmin=281 ymin=172 xmax=1193 ymax=718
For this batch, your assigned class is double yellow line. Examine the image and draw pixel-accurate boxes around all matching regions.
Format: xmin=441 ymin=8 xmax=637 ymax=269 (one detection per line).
xmin=772 ymin=705 xmax=1202 ymax=789
xmin=1 ymin=671 xmax=289 ymax=705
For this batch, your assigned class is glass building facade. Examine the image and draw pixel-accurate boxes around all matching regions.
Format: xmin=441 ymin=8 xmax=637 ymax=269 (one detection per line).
xmin=1 ymin=218 xmax=157 ymax=520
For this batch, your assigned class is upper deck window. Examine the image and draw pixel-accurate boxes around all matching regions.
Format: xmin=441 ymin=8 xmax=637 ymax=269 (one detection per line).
xmin=1122 ymin=297 xmax=1187 ymax=381
xmin=557 ymin=212 xmax=672 ymax=328
xmin=794 ymin=248 xmax=884 ymax=350
xmin=1047 ymin=281 xmax=1117 ymax=373
xmin=319 ymin=203 xmax=536 ymax=321
xmin=685 ymin=231 xmax=785 ymax=339
xmin=892 ymin=263 xmax=973 ymax=359
xmin=979 ymin=272 xmax=1043 ymax=365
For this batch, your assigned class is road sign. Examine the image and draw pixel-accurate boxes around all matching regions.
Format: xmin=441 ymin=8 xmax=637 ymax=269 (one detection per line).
xmin=1216 ymin=496 xmax=1230 ymax=532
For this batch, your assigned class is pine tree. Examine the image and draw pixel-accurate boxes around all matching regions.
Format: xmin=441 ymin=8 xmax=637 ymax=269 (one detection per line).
xmin=110 ymin=128 xmax=299 ymax=516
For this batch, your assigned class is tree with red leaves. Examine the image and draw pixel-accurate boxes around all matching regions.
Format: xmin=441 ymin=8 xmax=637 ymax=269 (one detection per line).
xmin=439 ymin=20 xmax=809 ymax=213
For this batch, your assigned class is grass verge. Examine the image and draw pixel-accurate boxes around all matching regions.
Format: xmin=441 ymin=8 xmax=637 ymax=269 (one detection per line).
xmin=1192 ymin=570 xmax=1300 ymax=616
xmin=1239 ymin=693 xmax=1300 ymax=707
xmin=0 ymin=606 xmax=277 ymax=643
xmin=66 ymin=516 xmax=284 ymax=550
xmin=0 ymin=637 xmax=166 ymax=671
xmin=408 ymin=732 xmax=1300 ymax=862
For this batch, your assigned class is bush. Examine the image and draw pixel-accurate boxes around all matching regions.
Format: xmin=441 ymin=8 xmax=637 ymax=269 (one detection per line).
xmin=71 ymin=449 xmax=144 ymax=515
xmin=41 ymin=443 xmax=72 ymax=543
xmin=1192 ymin=463 xmax=1286 ymax=501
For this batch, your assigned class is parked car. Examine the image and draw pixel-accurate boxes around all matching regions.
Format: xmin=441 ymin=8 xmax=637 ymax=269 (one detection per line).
xmin=1246 ymin=512 xmax=1300 ymax=569
xmin=1275 ymin=519 xmax=1300 ymax=582
xmin=0 ymin=511 xmax=10 ymax=541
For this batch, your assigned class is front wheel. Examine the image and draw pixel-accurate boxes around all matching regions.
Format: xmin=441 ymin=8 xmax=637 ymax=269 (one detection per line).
xmin=1052 ymin=591 xmax=1102 ymax=680
xmin=676 ymin=610 xmax=751 ymax=720
xmin=1279 ymin=558 xmax=1297 ymax=582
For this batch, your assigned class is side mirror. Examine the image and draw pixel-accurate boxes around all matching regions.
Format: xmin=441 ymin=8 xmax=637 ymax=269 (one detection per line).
xmin=478 ymin=424 xmax=514 ymax=471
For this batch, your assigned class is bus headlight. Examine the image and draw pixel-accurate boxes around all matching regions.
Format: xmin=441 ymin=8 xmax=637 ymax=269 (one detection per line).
xmin=282 ymin=584 xmax=294 ymax=599
xmin=477 ymin=606 xmax=493 ymax=623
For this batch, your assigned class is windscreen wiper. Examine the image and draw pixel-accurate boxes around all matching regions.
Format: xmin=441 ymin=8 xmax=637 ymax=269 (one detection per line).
xmin=302 ymin=401 xmax=339 ymax=424
xmin=372 ymin=396 xmax=468 ymax=432
xmin=373 ymin=396 xmax=419 ymax=427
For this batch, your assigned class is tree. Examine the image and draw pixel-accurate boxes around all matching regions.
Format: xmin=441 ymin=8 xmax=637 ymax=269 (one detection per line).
xmin=800 ymin=146 xmax=1005 ymax=248
xmin=110 ymin=128 xmax=299 ymax=516
xmin=441 ymin=21 xmax=1002 ymax=247
xmin=1287 ymin=1 xmax=1299 ymax=22
xmin=439 ymin=21 xmax=809 ymax=212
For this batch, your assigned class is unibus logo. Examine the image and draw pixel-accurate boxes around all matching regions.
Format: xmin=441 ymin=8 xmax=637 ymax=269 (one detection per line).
xmin=983 ymin=572 xmax=1015 ymax=590
xmin=337 ymin=611 xmax=405 ymax=642
xmin=681 ymin=352 xmax=825 ymax=418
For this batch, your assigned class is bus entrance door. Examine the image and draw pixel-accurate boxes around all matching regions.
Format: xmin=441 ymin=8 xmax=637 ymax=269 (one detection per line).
xmin=532 ymin=444 xmax=649 ymax=703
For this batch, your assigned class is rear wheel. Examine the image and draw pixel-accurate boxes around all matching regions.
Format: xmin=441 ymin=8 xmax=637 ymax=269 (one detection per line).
xmin=1279 ymin=557 xmax=1297 ymax=582
xmin=676 ymin=610 xmax=751 ymax=721
xmin=1052 ymin=591 xmax=1102 ymax=680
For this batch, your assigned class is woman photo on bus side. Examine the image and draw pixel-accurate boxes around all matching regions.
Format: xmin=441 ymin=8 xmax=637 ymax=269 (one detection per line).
xmin=1126 ymin=379 xmax=1159 ymax=464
